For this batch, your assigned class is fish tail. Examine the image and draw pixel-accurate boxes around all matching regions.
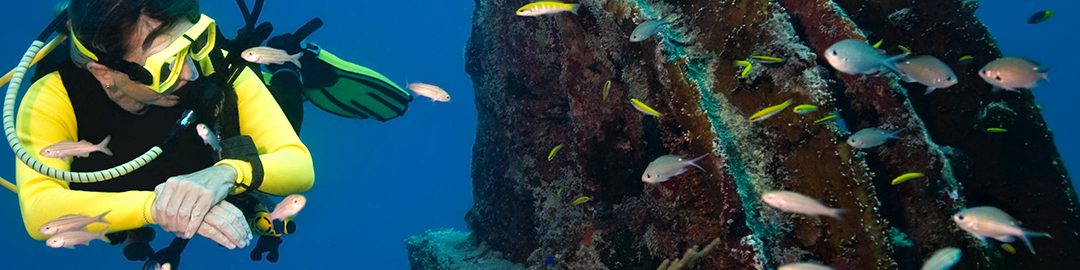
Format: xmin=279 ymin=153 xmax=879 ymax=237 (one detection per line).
xmin=98 ymin=225 xmax=112 ymax=244
xmin=290 ymin=52 xmax=303 ymax=68
xmin=1021 ymin=229 xmax=1052 ymax=254
xmin=881 ymin=53 xmax=909 ymax=75
xmin=568 ymin=4 xmax=580 ymax=14
xmin=828 ymin=208 xmax=845 ymax=221
xmin=688 ymin=154 xmax=708 ymax=171
xmin=95 ymin=210 xmax=112 ymax=223
xmin=98 ymin=136 xmax=113 ymax=156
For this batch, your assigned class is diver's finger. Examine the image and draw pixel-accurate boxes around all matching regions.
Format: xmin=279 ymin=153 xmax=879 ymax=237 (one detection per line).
xmin=180 ymin=192 xmax=208 ymax=239
xmin=222 ymin=202 xmax=253 ymax=242
xmin=223 ymin=206 xmax=251 ymax=248
xmin=164 ymin=184 xmax=190 ymax=234
xmin=152 ymin=184 xmax=172 ymax=230
xmin=197 ymin=220 xmax=235 ymax=249
xmin=175 ymin=192 xmax=199 ymax=238
xmin=222 ymin=202 xmax=253 ymax=245
xmin=207 ymin=206 xmax=244 ymax=248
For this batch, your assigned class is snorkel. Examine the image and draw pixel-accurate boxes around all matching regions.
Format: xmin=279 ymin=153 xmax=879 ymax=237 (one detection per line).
xmin=2 ymin=8 xmax=197 ymax=184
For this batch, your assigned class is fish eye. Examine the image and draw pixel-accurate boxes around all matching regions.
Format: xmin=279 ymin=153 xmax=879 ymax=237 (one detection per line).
xmin=994 ymin=75 xmax=1002 ymax=81
xmin=947 ymin=76 xmax=954 ymax=81
xmin=830 ymin=50 xmax=838 ymax=56
xmin=957 ymin=215 xmax=964 ymax=220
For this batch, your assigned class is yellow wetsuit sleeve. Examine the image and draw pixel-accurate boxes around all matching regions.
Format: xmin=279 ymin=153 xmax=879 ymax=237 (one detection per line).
xmin=15 ymin=73 xmax=156 ymax=241
xmin=215 ymin=68 xmax=314 ymax=195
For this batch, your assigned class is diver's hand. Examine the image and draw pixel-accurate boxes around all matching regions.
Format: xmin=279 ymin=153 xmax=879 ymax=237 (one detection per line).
xmin=152 ymin=165 xmax=237 ymax=239
xmin=196 ymin=201 xmax=252 ymax=249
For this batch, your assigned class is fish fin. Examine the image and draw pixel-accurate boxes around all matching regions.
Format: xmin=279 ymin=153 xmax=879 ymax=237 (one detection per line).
xmin=901 ymin=75 xmax=917 ymax=83
xmin=992 ymin=86 xmax=1002 ymax=93
xmin=569 ymin=4 xmax=580 ymax=14
xmin=924 ymin=86 xmax=937 ymax=95
xmin=98 ymin=136 xmax=112 ymax=156
xmin=881 ymin=53 xmax=909 ymax=75
xmin=1021 ymin=230 xmax=1052 ymax=254
xmin=98 ymin=226 xmax=112 ymax=244
xmin=65 ymin=246 xmax=75 ymax=250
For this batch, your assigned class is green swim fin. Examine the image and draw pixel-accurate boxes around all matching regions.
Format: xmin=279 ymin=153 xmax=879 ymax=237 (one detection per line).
xmin=301 ymin=45 xmax=413 ymax=121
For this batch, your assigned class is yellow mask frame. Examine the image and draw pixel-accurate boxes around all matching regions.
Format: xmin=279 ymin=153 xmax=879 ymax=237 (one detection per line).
xmin=70 ymin=14 xmax=217 ymax=93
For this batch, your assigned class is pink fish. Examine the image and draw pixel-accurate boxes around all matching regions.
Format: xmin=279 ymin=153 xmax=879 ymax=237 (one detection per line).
xmin=46 ymin=226 xmax=111 ymax=249
xmin=40 ymin=136 xmax=112 ymax=159
xmin=39 ymin=210 xmax=111 ymax=236
xmin=406 ymin=83 xmax=451 ymax=102
xmin=269 ymin=194 xmax=307 ymax=221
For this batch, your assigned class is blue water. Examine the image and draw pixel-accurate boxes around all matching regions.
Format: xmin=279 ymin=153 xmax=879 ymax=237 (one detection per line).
xmin=0 ymin=1 xmax=1075 ymax=269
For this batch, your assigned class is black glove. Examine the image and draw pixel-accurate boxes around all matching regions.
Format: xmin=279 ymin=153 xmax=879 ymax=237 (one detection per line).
xmin=250 ymin=235 xmax=283 ymax=263
xmin=264 ymin=18 xmax=337 ymax=89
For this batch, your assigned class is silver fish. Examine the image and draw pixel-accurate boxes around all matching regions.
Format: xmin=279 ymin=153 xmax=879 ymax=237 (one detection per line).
xmin=920 ymin=247 xmax=961 ymax=270
xmin=824 ymin=39 xmax=907 ymax=75
xmin=979 ymin=57 xmax=1048 ymax=92
xmin=241 ymin=47 xmax=302 ymax=68
xmin=761 ymin=191 xmax=844 ymax=220
xmin=778 ymin=262 xmax=834 ymax=270
xmin=952 ymin=206 xmax=1051 ymax=254
xmin=270 ymin=194 xmax=307 ymax=221
xmin=847 ymin=128 xmax=902 ymax=149
xmin=46 ymin=226 xmax=111 ymax=249
xmin=641 ymin=154 xmax=706 ymax=184
xmin=39 ymin=210 xmax=111 ymax=236
xmin=41 ymin=136 xmax=112 ymax=159
xmin=196 ymin=124 xmax=221 ymax=152
xmin=630 ymin=20 xmax=666 ymax=42
xmin=896 ymin=55 xmax=958 ymax=95
xmin=407 ymin=83 xmax=451 ymax=102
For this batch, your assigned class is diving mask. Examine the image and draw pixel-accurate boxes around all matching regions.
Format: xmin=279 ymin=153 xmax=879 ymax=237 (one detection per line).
xmin=70 ymin=14 xmax=217 ymax=93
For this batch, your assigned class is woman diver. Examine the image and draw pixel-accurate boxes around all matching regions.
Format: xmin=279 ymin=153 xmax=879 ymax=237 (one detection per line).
xmin=13 ymin=0 xmax=314 ymax=253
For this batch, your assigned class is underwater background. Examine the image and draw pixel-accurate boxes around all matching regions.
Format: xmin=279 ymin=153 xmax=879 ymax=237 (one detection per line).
xmin=0 ymin=0 xmax=1073 ymax=269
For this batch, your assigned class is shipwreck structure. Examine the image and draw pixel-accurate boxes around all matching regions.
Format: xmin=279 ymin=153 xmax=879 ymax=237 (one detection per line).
xmin=408 ymin=0 xmax=1077 ymax=269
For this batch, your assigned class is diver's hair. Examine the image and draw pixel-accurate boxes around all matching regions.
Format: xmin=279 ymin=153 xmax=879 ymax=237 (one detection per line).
xmin=68 ymin=0 xmax=200 ymax=60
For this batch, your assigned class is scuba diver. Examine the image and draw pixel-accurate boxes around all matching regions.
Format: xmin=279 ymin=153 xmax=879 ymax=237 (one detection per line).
xmin=4 ymin=0 xmax=411 ymax=268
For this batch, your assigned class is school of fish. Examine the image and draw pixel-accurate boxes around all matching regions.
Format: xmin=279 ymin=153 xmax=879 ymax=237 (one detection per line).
xmin=507 ymin=2 xmax=1062 ymax=268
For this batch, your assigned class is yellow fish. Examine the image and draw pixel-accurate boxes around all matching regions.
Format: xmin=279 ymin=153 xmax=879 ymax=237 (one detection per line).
xmin=872 ymin=39 xmax=884 ymax=49
xmin=734 ymin=60 xmax=752 ymax=67
xmin=556 ymin=187 xmax=565 ymax=197
xmin=891 ymin=172 xmax=925 ymax=185
xmin=986 ymin=127 xmax=1008 ymax=133
xmin=750 ymin=55 xmax=785 ymax=63
xmin=548 ymin=144 xmax=564 ymax=161
xmin=958 ymin=55 xmax=975 ymax=65
xmin=748 ymin=99 xmax=792 ymax=123
xmin=898 ymin=45 xmax=912 ymax=54
xmin=602 ymin=80 xmax=611 ymax=100
xmin=740 ymin=64 xmax=753 ymax=78
xmin=630 ymin=98 xmax=662 ymax=117
xmin=571 ymin=196 xmax=591 ymax=205
xmin=1001 ymin=243 xmax=1016 ymax=254
xmin=793 ymin=104 xmax=818 ymax=115
xmin=813 ymin=113 xmax=839 ymax=125
xmin=516 ymin=1 xmax=580 ymax=16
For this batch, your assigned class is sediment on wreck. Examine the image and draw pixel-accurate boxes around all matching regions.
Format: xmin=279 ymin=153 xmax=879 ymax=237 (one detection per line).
xmin=407 ymin=0 xmax=1079 ymax=269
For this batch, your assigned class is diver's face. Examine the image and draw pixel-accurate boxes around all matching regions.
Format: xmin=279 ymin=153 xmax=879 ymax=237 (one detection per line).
xmin=88 ymin=14 xmax=198 ymax=114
